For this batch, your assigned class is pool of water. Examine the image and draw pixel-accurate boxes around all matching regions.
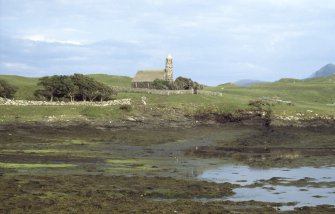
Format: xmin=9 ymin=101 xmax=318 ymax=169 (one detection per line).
xmin=232 ymin=186 xmax=334 ymax=210
xmin=197 ymin=165 xmax=335 ymax=209
xmin=198 ymin=165 xmax=335 ymax=185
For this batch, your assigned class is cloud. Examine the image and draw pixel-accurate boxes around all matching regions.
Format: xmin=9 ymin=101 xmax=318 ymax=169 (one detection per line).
xmin=23 ymin=34 xmax=84 ymax=46
xmin=0 ymin=0 xmax=334 ymax=84
xmin=1 ymin=62 xmax=36 ymax=71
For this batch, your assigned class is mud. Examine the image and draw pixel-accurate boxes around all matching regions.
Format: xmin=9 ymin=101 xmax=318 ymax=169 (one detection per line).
xmin=2 ymin=175 xmax=334 ymax=214
xmin=187 ymin=126 xmax=335 ymax=167
xmin=0 ymin=123 xmax=334 ymax=213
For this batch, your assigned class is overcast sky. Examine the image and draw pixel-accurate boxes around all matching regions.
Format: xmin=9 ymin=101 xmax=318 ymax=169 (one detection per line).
xmin=0 ymin=0 xmax=334 ymax=85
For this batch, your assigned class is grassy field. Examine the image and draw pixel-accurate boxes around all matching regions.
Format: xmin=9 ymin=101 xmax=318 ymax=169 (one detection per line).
xmin=0 ymin=105 xmax=130 ymax=123
xmin=0 ymin=74 xmax=334 ymax=123
xmin=87 ymin=74 xmax=132 ymax=88
xmin=0 ymin=74 xmax=132 ymax=100
xmin=0 ymin=75 xmax=39 ymax=100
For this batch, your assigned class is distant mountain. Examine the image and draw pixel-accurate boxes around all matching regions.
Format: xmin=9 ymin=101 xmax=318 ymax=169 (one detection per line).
xmin=310 ymin=63 xmax=335 ymax=78
xmin=234 ymin=79 xmax=268 ymax=86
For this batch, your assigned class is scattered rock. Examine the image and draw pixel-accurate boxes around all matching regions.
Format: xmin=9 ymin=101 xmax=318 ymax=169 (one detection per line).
xmin=0 ymin=97 xmax=131 ymax=106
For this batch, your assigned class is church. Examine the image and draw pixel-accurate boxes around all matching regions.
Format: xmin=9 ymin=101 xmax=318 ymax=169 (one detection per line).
xmin=131 ymin=54 xmax=173 ymax=88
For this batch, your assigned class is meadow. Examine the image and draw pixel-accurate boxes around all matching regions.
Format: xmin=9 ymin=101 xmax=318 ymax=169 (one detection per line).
xmin=0 ymin=74 xmax=334 ymax=123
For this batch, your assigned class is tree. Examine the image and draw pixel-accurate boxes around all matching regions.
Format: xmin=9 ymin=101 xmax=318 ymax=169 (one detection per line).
xmin=37 ymin=76 xmax=56 ymax=101
xmin=174 ymin=77 xmax=194 ymax=90
xmin=35 ymin=74 xmax=117 ymax=102
xmin=174 ymin=76 xmax=203 ymax=90
xmin=0 ymin=79 xmax=17 ymax=99
xmin=152 ymin=79 xmax=169 ymax=90
xmin=63 ymin=77 xmax=78 ymax=102
xmin=71 ymin=74 xmax=92 ymax=101
xmin=152 ymin=79 xmax=175 ymax=90
xmin=36 ymin=75 xmax=69 ymax=102
xmin=96 ymin=81 xmax=117 ymax=102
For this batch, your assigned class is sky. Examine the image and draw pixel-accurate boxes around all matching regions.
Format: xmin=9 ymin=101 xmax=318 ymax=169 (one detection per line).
xmin=0 ymin=0 xmax=334 ymax=85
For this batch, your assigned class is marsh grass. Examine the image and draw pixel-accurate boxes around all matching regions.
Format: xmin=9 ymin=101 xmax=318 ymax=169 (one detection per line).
xmin=0 ymin=162 xmax=77 ymax=168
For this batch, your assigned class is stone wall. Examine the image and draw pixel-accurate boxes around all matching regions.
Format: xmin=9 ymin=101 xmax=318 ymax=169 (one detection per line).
xmin=131 ymin=82 xmax=153 ymax=88
xmin=0 ymin=97 xmax=131 ymax=106
xmin=115 ymin=87 xmax=223 ymax=96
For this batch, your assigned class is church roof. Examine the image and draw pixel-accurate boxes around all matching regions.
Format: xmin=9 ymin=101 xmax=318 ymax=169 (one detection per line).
xmin=132 ymin=70 xmax=165 ymax=82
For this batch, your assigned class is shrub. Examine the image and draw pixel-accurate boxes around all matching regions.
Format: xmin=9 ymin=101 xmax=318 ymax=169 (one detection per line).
xmin=0 ymin=79 xmax=17 ymax=99
xmin=35 ymin=74 xmax=117 ymax=102
xmin=119 ymin=104 xmax=132 ymax=111
xmin=151 ymin=79 xmax=175 ymax=90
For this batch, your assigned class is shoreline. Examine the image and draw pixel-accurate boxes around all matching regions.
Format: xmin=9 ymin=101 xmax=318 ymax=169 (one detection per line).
xmin=1 ymin=114 xmax=334 ymax=129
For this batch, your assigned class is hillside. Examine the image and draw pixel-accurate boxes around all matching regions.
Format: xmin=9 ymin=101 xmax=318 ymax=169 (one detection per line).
xmin=0 ymin=74 xmax=132 ymax=99
xmin=234 ymin=79 xmax=268 ymax=86
xmin=87 ymin=74 xmax=132 ymax=88
xmin=311 ymin=63 xmax=335 ymax=78
xmin=0 ymin=75 xmax=39 ymax=100
xmin=204 ymin=75 xmax=335 ymax=116
xmin=0 ymin=74 xmax=334 ymax=119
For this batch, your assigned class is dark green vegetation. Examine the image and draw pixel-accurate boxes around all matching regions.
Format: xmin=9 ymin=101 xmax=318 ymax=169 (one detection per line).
xmin=3 ymin=175 xmax=333 ymax=214
xmin=0 ymin=175 xmax=237 ymax=213
xmin=0 ymin=74 xmax=129 ymax=100
xmin=0 ymin=124 xmax=334 ymax=213
xmin=151 ymin=76 xmax=203 ymax=90
xmin=35 ymin=74 xmax=117 ymax=102
xmin=0 ymin=79 xmax=17 ymax=99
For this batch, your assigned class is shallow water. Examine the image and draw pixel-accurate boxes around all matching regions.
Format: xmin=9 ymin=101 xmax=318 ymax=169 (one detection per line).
xmin=198 ymin=165 xmax=335 ymax=185
xmin=198 ymin=165 xmax=335 ymax=209
xmin=232 ymin=186 xmax=335 ymax=210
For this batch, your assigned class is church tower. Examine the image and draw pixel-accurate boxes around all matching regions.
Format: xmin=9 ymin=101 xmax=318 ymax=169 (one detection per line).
xmin=165 ymin=54 xmax=173 ymax=82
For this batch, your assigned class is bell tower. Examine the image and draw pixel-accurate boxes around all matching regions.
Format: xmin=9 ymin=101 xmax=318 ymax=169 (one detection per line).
xmin=165 ymin=54 xmax=173 ymax=82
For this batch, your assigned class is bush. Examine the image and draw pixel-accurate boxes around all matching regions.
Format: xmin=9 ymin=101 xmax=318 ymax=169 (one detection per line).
xmin=151 ymin=79 xmax=175 ymax=90
xmin=0 ymin=79 xmax=17 ymax=99
xmin=119 ymin=104 xmax=132 ymax=111
xmin=248 ymin=100 xmax=270 ymax=109
xmin=35 ymin=74 xmax=117 ymax=102
xmin=151 ymin=77 xmax=203 ymax=91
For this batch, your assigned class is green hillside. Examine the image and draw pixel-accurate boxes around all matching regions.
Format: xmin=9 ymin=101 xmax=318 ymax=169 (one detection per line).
xmin=0 ymin=74 xmax=132 ymax=99
xmin=0 ymin=74 xmax=334 ymax=119
xmin=0 ymin=75 xmax=39 ymax=100
xmin=203 ymin=75 xmax=335 ymax=116
xmin=87 ymin=74 xmax=132 ymax=88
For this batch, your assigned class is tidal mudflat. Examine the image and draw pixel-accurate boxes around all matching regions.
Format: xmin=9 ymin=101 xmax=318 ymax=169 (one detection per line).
xmin=198 ymin=165 xmax=335 ymax=210
xmin=0 ymin=123 xmax=334 ymax=213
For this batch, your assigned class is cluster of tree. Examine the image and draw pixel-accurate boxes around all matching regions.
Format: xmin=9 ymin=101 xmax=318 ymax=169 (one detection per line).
xmin=151 ymin=76 xmax=203 ymax=90
xmin=174 ymin=77 xmax=203 ymax=90
xmin=0 ymin=79 xmax=17 ymax=99
xmin=35 ymin=74 xmax=117 ymax=102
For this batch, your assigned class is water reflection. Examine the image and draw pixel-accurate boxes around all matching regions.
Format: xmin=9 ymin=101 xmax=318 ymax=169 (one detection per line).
xmin=198 ymin=165 xmax=335 ymax=209
xmin=198 ymin=165 xmax=335 ymax=185
xmin=232 ymin=186 xmax=335 ymax=210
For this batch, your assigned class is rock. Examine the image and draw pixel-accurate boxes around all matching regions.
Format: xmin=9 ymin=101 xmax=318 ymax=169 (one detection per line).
xmin=0 ymin=98 xmax=132 ymax=106
xmin=127 ymin=117 xmax=137 ymax=122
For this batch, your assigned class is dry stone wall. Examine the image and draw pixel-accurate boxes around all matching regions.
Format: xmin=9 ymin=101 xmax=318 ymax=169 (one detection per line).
xmin=0 ymin=97 xmax=131 ymax=106
xmin=115 ymin=87 xmax=223 ymax=96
